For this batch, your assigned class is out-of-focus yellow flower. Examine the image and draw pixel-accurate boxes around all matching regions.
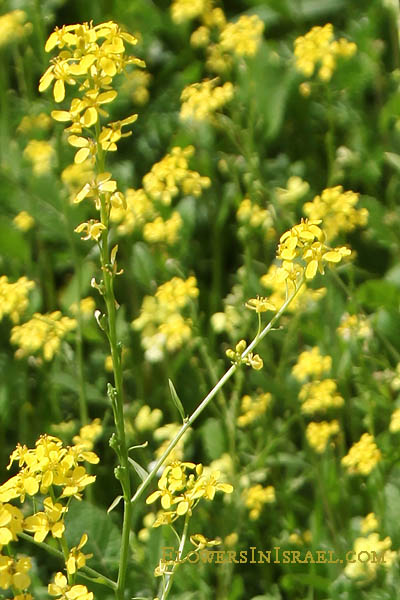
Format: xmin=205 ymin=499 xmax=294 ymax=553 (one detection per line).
xmin=243 ymin=484 xmax=275 ymax=520
xmin=344 ymin=534 xmax=395 ymax=582
xmin=299 ymin=379 xmax=344 ymax=414
xmin=219 ymin=14 xmax=264 ymax=57
xmin=10 ymin=311 xmax=76 ymax=361
xmin=13 ymin=211 xmax=35 ymax=232
xmin=361 ymin=512 xmax=379 ymax=534
xmin=292 ymin=347 xmax=332 ymax=382
xmin=0 ymin=276 xmax=34 ymax=324
xmin=170 ymin=0 xmax=208 ymax=24
xmin=341 ymin=433 xmax=381 ymax=475
xmin=180 ymin=79 xmax=234 ymax=122
xmin=306 ymin=420 xmax=340 ymax=453
xmin=275 ymin=176 xmax=310 ymax=204
xmin=237 ymin=393 xmax=271 ymax=427
xmin=294 ymin=23 xmax=356 ymax=82
xmin=23 ymin=140 xmax=55 ymax=176
xmin=0 ymin=10 xmax=30 ymax=48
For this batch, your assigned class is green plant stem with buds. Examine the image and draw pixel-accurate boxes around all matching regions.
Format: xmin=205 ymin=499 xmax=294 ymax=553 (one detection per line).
xmin=131 ymin=278 xmax=305 ymax=505
xmin=95 ymin=126 xmax=132 ymax=600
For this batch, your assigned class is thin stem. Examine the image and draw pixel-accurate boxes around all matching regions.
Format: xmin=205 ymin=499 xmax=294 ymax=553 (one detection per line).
xmin=161 ymin=513 xmax=190 ymax=600
xmin=18 ymin=532 xmax=117 ymax=590
xmin=131 ymin=278 xmax=305 ymax=504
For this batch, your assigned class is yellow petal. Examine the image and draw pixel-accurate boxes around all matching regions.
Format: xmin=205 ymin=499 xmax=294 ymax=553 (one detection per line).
xmin=305 ymin=260 xmax=318 ymax=280
xmin=54 ymin=79 xmax=65 ymax=103
xmin=75 ymin=147 xmax=91 ymax=164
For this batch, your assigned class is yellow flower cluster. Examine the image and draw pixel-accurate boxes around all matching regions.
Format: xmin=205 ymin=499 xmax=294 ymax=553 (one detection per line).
xmin=180 ymin=79 xmax=234 ymax=122
xmin=1 ymin=434 xmax=98 ymax=503
xmin=122 ymin=68 xmax=152 ymax=105
xmin=337 ymin=312 xmax=372 ymax=342
xmin=219 ymin=15 xmax=265 ymax=57
xmin=171 ymin=0 xmax=209 ymax=24
xmin=344 ymin=533 xmax=395 ymax=581
xmin=341 ymin=433 xmax=381 ymax=475
xmin=49 ymin=572 xmax=93 ymax=600
xmin=23 ymin=140 xmax=55 ymax=176
xmin=134 ymin=405 xmax=163 ymax=432
xmin=10 ymin=311 xmax=77 ymax=361
xmin=13 ymin=211 xmax=35 ymax=232
xmin=292 ymin=347 xmax=332 ymax=382
xmin=226 ymin=339 xmax=264 ymax=371
xmin=0 ymin=10 xmax=30 ymax=48
xmin=72 ymin=418 xmax=103 ymax=449
xmin=0 ymin=555 xmax=31 ymax=593
xmin=361 ymin=512 xmax=379 ymax=534
xmin=299 ymin=379 xmax=344 ymax=414
xmin=260 ymin=264 xmax=326 ymax=313
xmin=303 ymin=186 xmax=368 ymax=241
xmin=0 ymin=276 xmax=34 ymax=324
xmin=17 ymin=112 xmax=52 ymax=134
xmin=133 ymin=276 xmax=199 ymax=361
xmin=110 ymin=188 xmax=154 ymax=234
xmin=143 ymin=146 xmax=210 ymax=205
xmin=40 ymin=21 xmax=145 ymax=240
xmin=294 ymin=23 xmax=356 ymax=82
xmin=237 ymin=198 xmax=273 ymax=230
xmin=70 ymin=296 xmax=96 ymax=317
xmin=306 ymin=420 xmax=339 ymax=453
xmin=243 ymin=484 xmax=275 ymax=520
xmin=146 ymin=461 xmax=233 ymax=526
xmin=143 ymin=212 xmax=183 ymax=245
xmin=276 ymin=219 xmax=351 ymax=281
xmin=237 ymin=392 xmax=271 ymax=427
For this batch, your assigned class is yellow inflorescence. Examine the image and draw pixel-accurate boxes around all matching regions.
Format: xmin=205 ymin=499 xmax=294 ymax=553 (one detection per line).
xmin=337 ymin=312 xmax=372 ymax=342
xmin=219 ymin=15 xmax=264 ymax=57
xmin=344 ymin=533 xmax=395 ymax=581
xmin=10 ymin=311 xmax=77 ymax=361
xmin=23 ymin=140 xmax=55 ymax=176
xmin=292 ymin=347 xmax=332 ymax=382
xmin=303 ymin=186 xmax=368 ymax=241
xmin=133 ymin=276 xmax=199 ymax=361
xmin=237 ymin=393 xmax=271 ymax=427
xmin=361 ymin=512 xmax=379 ymax=534
xmin=0 ymin=276 xmax=34 ymax=324
xmin=13 ymin=211 xmax=35 ymax=232
xmin=341 ymin=433 xmax=381 ymax=475
xmin=146 ymin=460 xmax=233 ymax=526
xmin=294 ymin=23 xmax=356 ymax=82
xmin=0 ymin=10 xmax=30 ymax=47
xmin=237 ymin=198 xmax=273 ymax=230
xmin=49 ymin=572 xmax=93 ymax=600
xmin=243 ymin=484 xmax=275 ymax=520
xmin=306 ymin=420 xmax=339 ymax=453
xmin=170 ymin=0 xmax=209 ymax=24
xmin=276 ymin=219 xmax=351 ymax=281
xmin=143 ymin=146 xmax=211 ymax=204
xmin=299 ymin=379 xmax=344 ymax=414
xmin=180 ymin=79 xmax=234 ymax=122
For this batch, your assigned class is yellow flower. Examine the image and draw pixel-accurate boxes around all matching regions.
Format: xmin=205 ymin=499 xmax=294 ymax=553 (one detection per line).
xmin=66 ymin=534 xmax=93 ymax=575
xmin=341 ymin=433 xmax=381 ymax=475
xmin=23 ymin=140 xmax=55 ymax=175
xmin=306 ymin=420 xmax=340 ymax=453
xmin=0 ymin=276 xmax=34 ymax=324
xmin=0 ymin=556 xmax=31 ymax=591
xmin=245 ymin=296 xmax=275 ymax=313
xmin=292 ymin=347 xmax=332 ymax=382
xmin=237 ymin=393 xmax=271 ymax=427
xmin=49 ymin=572 xmax=93 ymax=600
xmin=180 ymin=79 xmax=234 ymax=122
xmin=73 ymin=172 xmax=117 ymax=207
xmin=13 ymin=211 xmax=35 ymax=232
xmin=24 ymin=497 xmax=67 ymax=543
xmin=243 ymin=484 xmax=275 ymax=520
xmin=219 ymin=14 xmax=264 ymax=57
xmin=299 ymin=379 xmax=344 ymax=414
xmin=74 ymin=220 xmax=106 ymax=241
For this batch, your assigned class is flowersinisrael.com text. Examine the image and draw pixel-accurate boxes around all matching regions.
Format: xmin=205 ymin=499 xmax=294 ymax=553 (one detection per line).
xmin=161 ymin=546 xmax=389 ymax=565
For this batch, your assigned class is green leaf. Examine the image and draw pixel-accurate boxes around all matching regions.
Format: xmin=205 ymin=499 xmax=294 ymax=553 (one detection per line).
xmin=128 ymin=457 xmax=149 ymax=482
xmin=168 ymin=378 xmax=186 ymax=422
xmin=356 ymin=280 xmax=400 ymax=311
xmin=200 ymin=418 xmax=226 ymax=461
xmin=131 ymin=242 xmax=156 ymax=288
xmin=107 ymin=495 xmax=123 ymax=514
xmin=65 ymin=501 xmax=121 ymax=572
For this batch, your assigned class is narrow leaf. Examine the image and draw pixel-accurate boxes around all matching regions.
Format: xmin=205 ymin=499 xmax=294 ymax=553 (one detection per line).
xmin=107 ymin=495 xmax=123 ymax=514
xmin=168 ymin=378 xmax=185 ymax=422
xmin=128 ymin=457 xmax=149 ymax=482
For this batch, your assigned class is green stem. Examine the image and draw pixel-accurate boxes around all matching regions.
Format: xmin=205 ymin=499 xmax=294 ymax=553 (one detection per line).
xmin=131 ymin=278 xmax=305 ymax=504
xmin=18 ymin=532 xmax=117 ymax=590
xmin=160 ymin=513 xmax=190 ymax=600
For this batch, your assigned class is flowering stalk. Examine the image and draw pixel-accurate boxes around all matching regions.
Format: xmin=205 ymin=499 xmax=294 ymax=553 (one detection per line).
xmin=131 ymin=277 xmax=304 ymax=505
xmin=160 ymin=513 xmax=190 ymax=600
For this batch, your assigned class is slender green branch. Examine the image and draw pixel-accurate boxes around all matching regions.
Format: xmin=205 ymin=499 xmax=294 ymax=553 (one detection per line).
xmin=131 ymin=278 xmax=305 ymax=504
xmin=18 ymin=532 xmax=117 ymax=591
xmin=160 ymin=513 xmax=191 ymax=600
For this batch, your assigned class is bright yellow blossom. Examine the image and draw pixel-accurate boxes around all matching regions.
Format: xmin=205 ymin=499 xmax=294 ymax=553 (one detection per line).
xmin=341 ymin=433 xmax=381 ymax=475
